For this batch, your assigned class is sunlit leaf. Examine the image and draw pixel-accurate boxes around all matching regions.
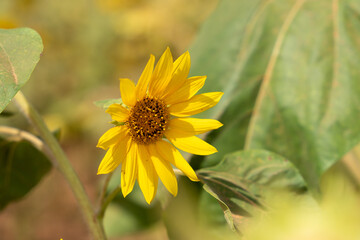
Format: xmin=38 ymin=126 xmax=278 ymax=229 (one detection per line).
xmin=0 ymin=28 xmax=43 ymax=113
xmin=190 ymin=0 xmax=296 ymax=167
xmin=190 ymin=0 xmax=360 ymax=194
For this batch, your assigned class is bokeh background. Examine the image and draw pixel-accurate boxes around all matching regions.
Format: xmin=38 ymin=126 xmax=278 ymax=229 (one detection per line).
xmin=0 ymin=0 xmax=219 ymax=239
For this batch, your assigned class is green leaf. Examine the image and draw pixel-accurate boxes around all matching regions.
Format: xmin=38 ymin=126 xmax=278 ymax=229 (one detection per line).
xmin=0 ymin=138 xmax=52 ymax=210
xmin=197 ymin=149 xmax=307 ymax=231
xmin=190 ymin=0 xmax=360 ymax=193
xmin=94 ymin=98 xmax=122 ymax=109
xmin=189 ymin=0 xmax=296 ymax=167
xmin=0 ymin=28 xmax=43 ymax=113
xmin=244 ymin=0 xmax=360 ymax=194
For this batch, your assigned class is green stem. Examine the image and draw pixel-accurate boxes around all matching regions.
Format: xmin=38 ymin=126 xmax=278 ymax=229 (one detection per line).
xmin=97 ymin=186 xmax=122 ymax=220
xmin=13 ymin=91 xmax=106 ymax=240
xmin=96 ymin=172 xmax=114 ymax=220
xmin=97 ymin=173 xmax=113 ymax=208
xmin=95 ymin=173 xmax=113 ymax=234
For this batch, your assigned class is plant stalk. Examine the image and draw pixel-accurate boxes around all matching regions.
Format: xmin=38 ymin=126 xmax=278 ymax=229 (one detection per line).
xmin=13 ymin=91 xmax=106 ymax=240
xmin=97 ymin=186 xmax=122 ymax=220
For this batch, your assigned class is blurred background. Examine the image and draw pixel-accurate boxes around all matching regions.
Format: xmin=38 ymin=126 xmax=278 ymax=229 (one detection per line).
xmin=0 ymin=0 xmax=219 ymax=239
xmin=3 ymin=1 xmax=360 ymax=240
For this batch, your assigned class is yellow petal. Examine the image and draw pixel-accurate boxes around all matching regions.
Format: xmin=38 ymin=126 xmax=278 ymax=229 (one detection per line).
xmin=155 ymin=140 xmax=199 ymax=181
xmin=120 ymin=78 xmax=136 ymax=107
xmin=162 ymin=51 xmax=191 ymax=98
xmin=135 ymin=54 xmax=155 ymax=100
xmin=148 ymin=144 xmax=178 ymax=196
xmin=120 ymin=160 xmax=128 ymax=195
xmin=137 ymin=144 xmax=158 ymax=204
xmin=167 ymin=118 xmax=223 ymax=137
xmin=148 ymin=47 xmax=173 ymax=97
xmin=164 ymin=76 xmax=206 ymax=105
xmin=97 ymin=135 xmax=130 ymax=174
xmin=121 ymin=142 xmax=138 ymax=197
xmin=165 ymin=132 xmax=218 ymax=156
xmin=96 ymin=126 xmax=127 ymax=150
xmin=105 ymin=103 xmax=129 ymax=122
xmin=168 ymin=92 xmax=223 ymax=117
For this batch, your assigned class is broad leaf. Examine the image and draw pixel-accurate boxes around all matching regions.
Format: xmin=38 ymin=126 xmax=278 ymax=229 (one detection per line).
xmin=190 ymin=0 xmax=296 ymax=167
xmin=0 ymin=28 xmax=43 ymax=113
xmin=190 ymin=0 xmax=360 ymax=194
xmin=197 ymin=149 xmax=307 ymax=231
xmin=0 ymin=138 xmax=52 ymax=210
xmin=244 ymin=0 xmax=360 ymax=193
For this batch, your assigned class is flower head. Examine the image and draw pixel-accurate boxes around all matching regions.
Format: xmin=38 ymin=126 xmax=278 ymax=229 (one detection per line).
xmin=97 ymin=47 xmax=223 ymax=204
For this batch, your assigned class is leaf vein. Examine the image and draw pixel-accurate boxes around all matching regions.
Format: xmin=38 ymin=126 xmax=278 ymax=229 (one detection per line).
xmin=244 ymin=0 xmax=307 ymax=149
xmin=0 ymin=42 xmax=18 ymax=85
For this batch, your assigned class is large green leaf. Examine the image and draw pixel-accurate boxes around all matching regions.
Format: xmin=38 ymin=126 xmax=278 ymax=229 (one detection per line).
xmin=190 ymin=0 xmax=296 ymax=167
xmin=244 ymin=0 xmax=360 ymax=193
xmin=0 ymin=28 xmax=43 ymax=113
xmin=0 ymin=138 xmax=52 ymax=210
xmin=197 ymin=149 xmax=307 ymax=231
xmin=190 ymin=0 xmax=360 ymax=193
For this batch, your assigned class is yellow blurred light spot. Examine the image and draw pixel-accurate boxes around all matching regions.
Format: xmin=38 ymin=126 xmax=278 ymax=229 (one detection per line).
xmin=242 ymin=175 xmax=360 ymax=240
xmin=0 ymin=18 xmax=18 ymax=29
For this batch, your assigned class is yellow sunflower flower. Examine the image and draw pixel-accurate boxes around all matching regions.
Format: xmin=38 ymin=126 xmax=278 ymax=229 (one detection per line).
xmin=97 ymin=47 xmax=223 ymax=204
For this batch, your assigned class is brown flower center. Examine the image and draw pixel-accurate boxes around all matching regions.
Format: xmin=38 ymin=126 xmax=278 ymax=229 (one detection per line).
xmin=126 ymin=96 xmax=169 ymax=145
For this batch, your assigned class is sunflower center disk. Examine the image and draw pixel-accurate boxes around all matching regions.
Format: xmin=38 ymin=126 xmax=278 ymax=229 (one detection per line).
xmin=127 ymin=97 xmax=170 ymax=145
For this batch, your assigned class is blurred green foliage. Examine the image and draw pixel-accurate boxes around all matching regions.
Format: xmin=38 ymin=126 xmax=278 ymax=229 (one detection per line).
xmin=2 ymin=0 xmax=360 ymax=239
xmin=242 ymin=171 xmax=360 ymax=240
xmin=0 ymin=0 xmax=217 ymax=142
xmin=0 ymin=0 xmax=218 ymax=239
xmin=0 ymin=137 xmax=51 ymax=210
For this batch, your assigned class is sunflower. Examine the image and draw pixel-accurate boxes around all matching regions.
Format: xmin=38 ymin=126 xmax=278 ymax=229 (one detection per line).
xmin=97 ymin=47 xmax=223 ymax=204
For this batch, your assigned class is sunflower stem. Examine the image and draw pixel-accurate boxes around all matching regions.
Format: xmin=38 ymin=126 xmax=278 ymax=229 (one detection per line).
xmin=95 ymin=173 xmax=114 ymax=234
xmin=97 ymin=185 xmax=122 ymax=220
xmin=96 ymin=172 xmax=113 ymax=216
xmin=13 ymin=91 xmax=106 ymax=240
